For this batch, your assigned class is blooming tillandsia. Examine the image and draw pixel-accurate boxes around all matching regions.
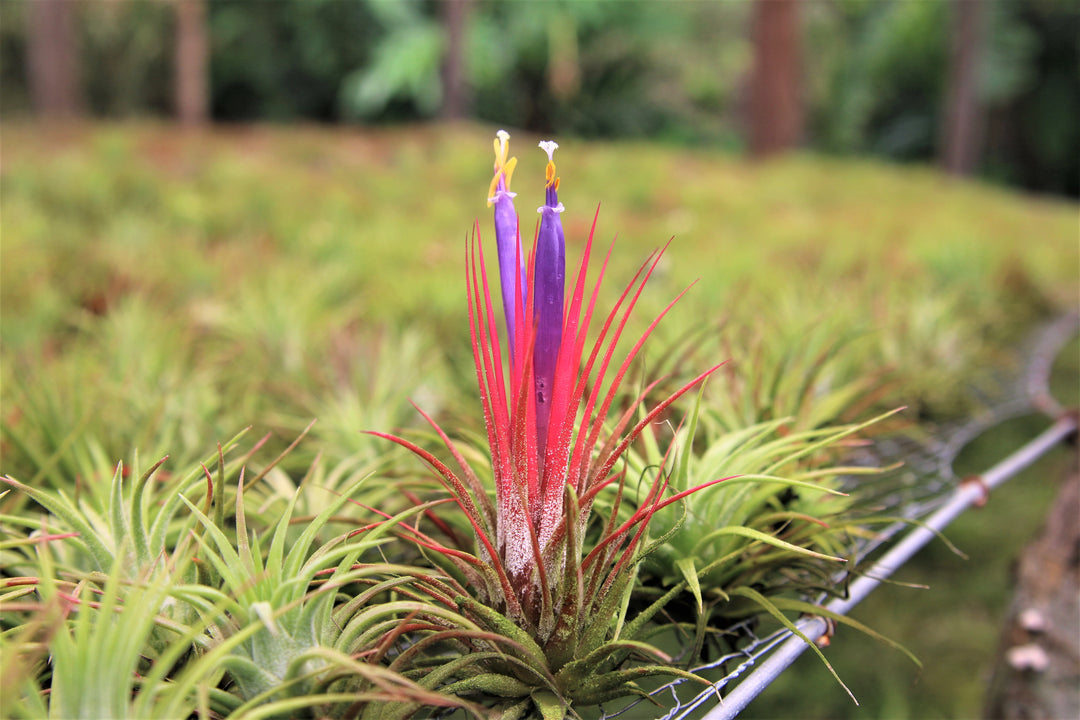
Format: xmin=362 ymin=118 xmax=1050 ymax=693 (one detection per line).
xmin=373 ymin=131 xmax=727 ymax=649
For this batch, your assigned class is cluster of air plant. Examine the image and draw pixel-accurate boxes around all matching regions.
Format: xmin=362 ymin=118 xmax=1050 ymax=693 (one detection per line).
xmin=0 ymin=131 xmax=906 ymax=720
xmin=1 ymin=433 xmax=479 ymax=719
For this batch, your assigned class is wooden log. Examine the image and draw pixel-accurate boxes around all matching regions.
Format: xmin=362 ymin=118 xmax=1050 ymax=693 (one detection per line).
xmin=984 ymin=445 xmax=1080 ymax=719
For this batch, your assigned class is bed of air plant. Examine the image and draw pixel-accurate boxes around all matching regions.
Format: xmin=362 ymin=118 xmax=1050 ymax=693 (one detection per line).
xmin=1 ymin=124 xmax=1076 ymax=719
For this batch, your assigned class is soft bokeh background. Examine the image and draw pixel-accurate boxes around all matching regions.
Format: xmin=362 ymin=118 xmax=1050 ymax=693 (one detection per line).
xmin=2 ymin=1 xmax=1078 ymax=718
xmin=3 ymin=0 xmax=1078 ymax=196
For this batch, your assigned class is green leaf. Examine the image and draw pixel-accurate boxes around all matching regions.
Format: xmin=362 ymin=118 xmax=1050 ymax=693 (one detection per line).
xmin=763 ymin=596 xmax=921 ymax=668
xmin=455 ymin=596 xmax=550 ymax=675
xmin=692 ymin=525 xmax=847 ymax=562
xmin=439 ymin=673 xmax=532 ymax=698
xmin=130 ymin=455 xmax=169 ymax=567
xmin=729 ymin=586 xmax=858 ymax=705
xmin=676 ymin=557 xmax=702 ymax=614
xmin=531 ymin=690 xmax=568 ymax=720
xmin=2 ymin=477 xmax=114 ymax=573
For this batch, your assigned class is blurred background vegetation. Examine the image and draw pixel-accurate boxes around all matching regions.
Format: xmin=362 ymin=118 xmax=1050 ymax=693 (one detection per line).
xmin=2 ymin=0 xmax=1078 ymax=196
xmin=1 ymin=1 xmax=1078 ymax=719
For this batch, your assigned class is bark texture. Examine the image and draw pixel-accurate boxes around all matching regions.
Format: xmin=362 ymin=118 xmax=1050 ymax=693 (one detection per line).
xmin=27 ymin=0 xmax=82 ymax=118
xmin=984 ymin=446 xmax=1080 ymax=719
xmin=941 ymin=0 xmax=987 ymax=176
xmin=440 ymin=0 xmax=472 ymax=120
xmin=748 ymin=0 xmax=803 ymax=157
xmin=174 ymin=0 xmax=209 ymax=126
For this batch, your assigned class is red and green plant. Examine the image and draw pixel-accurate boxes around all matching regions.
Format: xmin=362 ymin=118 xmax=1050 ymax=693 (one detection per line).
xmin=371 ymin=132 xmax=728 ymax=712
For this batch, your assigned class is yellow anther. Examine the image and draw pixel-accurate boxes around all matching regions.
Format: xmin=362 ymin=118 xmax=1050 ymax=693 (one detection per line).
xmin=545 ymin=160 xmax=558 ymax=189
xmin=503 ymin=156 xmax=517 ymax=187
xmin=487 ymin=131 xmax=517 ymax=206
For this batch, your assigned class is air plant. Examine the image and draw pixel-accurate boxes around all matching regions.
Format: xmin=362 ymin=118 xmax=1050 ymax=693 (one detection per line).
xmin=634 ymin=402 xmax=898 ymax=609
xmin=619 ymin=381 xmax=913 ymax=693
xmin=372 ymin=132 xmax=726 ymax=714
xmin=170 ymin=466 xmax=479 ymax=719
xmin=2 ymin=538 xmax=192 ymax=720
xmin=0 ymin=430 xmax=255 ymax=579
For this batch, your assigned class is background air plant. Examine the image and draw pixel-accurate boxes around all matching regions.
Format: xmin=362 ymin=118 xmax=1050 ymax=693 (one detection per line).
xmin=1 ymin=434 xmax=472 ymax=719
xmin=633 ymin=399 xmax=900 ymax=608
xmin=2 ymin=539 xmax=195 ymax=720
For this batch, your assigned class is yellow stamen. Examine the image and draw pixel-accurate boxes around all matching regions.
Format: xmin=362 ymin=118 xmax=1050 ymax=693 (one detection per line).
xmin=503 ymin=157 xmax=517 ymax=187
xmin=545 ymin=160 xmax=558 ymax=189
xmin=487 ymin=131 xmax=517 ymax=206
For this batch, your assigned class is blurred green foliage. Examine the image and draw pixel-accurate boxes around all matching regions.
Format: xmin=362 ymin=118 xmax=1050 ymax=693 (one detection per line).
xmin=211 ymin=0 xmax=380 ymax=121
xmin=805 ymin=0 xmax=1079 ymax=195
xmin=1 ymin=0 xmax=1076 ymax=195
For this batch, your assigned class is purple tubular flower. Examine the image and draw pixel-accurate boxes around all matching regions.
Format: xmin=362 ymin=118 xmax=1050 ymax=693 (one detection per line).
xmin=487 ymin=130 xmax=526 ymax=353
xmin=533 ymin=140 xmax=566 ymax=465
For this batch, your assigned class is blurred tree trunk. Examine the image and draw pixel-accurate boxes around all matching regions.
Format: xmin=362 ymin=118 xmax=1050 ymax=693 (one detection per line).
xmin=748 ymin=0 xmax=803 ymax=157
xmin=174 ymin=0 xmax=209 ymax=126
xmin=941 ymin=0 xmax=986 ymax=175
xmin=27 ymin=0 xmax=82 ymax=118
xmin=984 ymin=450 xmax=1080 ymax=719
xmin=440 ymin=0 xmax=472 ymax=120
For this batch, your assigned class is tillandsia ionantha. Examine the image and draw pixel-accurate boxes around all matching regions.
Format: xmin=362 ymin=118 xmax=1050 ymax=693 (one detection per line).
xmin=373 ymin=131 xmax=727 ymax=712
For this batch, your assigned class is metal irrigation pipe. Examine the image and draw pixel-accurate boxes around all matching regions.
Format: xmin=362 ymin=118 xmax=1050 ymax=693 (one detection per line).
xmin=699 ymin=412 xmax=1078 ymax=720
